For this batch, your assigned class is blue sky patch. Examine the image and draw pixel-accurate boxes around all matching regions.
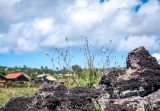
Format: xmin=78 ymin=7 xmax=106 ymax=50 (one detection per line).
xmin=141 ymin=0 xmax=148 ymax=4
xmin=100 ymin=0 xmax=105 ymax=3
xmin=135 ymin=4 xmax=141 ymax=12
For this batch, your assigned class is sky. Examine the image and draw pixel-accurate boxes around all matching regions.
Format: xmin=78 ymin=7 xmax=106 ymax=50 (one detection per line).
xmin=0 ymin=0 xmax=160 ymax=69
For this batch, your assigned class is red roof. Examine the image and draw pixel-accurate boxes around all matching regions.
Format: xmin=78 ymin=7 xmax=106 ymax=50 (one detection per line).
xmin=5 ymin=72 xmax=24 ymax=79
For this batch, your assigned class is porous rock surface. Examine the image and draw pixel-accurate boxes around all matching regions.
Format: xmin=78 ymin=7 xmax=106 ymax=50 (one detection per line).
xmin=99 ymin=46 xmax=160 ymax=98
xmin=0 ymin=96 xmax=33 ymax=111
xmin=1 ymin=46 xmax=160 ymax=111
xmin=1 ymin=83 xmax=100 ymax=111
xmin=97 ymin=88 xmax=160 ymax=111
xmin=97 ymin=46 xmax=160 ymax=110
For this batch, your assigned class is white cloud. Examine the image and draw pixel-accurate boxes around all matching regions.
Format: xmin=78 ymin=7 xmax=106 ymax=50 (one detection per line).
xmin=0 ymin=18 xmax=49 ymax=53
xmin=41 ymin=35 xmax=61 ymax=47
xmin=118 ymin=35 xmax=160 ymax=51
xmin=0 ymin=0 xmax=160 ymax=53
xmin=0 ymin=0 xmax=21 ymax=6
xmin=41 ymin=34 xmax=80 ymax=48
xmin=75 ymin=0 xmax=88 ymax=7
xmin=16 ymin=38 xmax=38 ymax=52
xmin=0 ymin=46 xmax=9 ymax=53
xmin=33 ymin=18 xmax=54 ymax=34
xmin=152 ymin=53 xmax=160 ymax=60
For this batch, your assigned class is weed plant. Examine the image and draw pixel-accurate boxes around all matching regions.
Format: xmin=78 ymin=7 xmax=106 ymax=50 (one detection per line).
xmin=46 ymin=36 xmax=113 ymax=88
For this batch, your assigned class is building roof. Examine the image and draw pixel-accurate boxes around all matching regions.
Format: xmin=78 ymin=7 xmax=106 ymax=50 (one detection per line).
xmin=46 ymin=75 xmax=56 ymax=81
xmin=64 ymin=73 xmax=72 ymax=77
xmin=5 ymin=72 xmax=24 ymax=79
xmin=37 ymin=74 xmax=49 ymax=78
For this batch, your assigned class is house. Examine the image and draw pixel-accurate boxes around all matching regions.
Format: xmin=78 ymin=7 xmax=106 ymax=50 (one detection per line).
xmin=0 ymin=74 xmax=6 ymax=86
xmin=46 ymin=75 xmax=56 ymax=82
xmin=5 ymin=72 xmax=30 ymax=81
xmin=64 ymin=73 xmax=72 ymax=78
xmin=36 ymin=74 xmax=56 ymax=84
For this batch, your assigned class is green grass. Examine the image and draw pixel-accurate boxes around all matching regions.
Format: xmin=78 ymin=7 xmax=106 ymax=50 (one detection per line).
xmin=93 ymin=99 xmax=102 ymax=111
xmin=0 ymin=69 xmax=102 ymax=108
xmin=71 ymin=69 xmax=102 ymax=88
xmin=0 ymin=87 xmax=38 ymax=107
xmin=0 ymin=69 xmax=102 ymax=107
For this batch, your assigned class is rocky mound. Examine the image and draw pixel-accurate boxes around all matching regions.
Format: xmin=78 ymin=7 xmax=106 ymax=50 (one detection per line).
xmin=99 ymin=46 xmax=160 ymax=98
xmin=1 ymin=46 xmax=160 ymax=111
xmin=0 ymin=96 xmax=33 ymax=111
xmin=126 ymin=47 xmax=160 ymax=70
xmin=98 ymin=88 xmax=160 ymax=111
xmin=1 ymin=83 xmax=100 ymax=111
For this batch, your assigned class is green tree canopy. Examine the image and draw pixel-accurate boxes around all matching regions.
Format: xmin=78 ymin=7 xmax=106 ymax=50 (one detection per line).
xmin=72 ymin=65 xmax=82 ymax=74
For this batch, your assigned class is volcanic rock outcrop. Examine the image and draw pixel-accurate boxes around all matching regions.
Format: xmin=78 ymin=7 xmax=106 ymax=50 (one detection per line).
xmin=1 ymin=83 xmax=100 ymax=111
xmin=99 ymin=46 xmax=160 ymax=98
xmin=97 ymin=46 xmax=160 ymax=110
xmin=1 ymin=46 xmax=160 ymax=111
xmin=98 ymin=89 xmax=160 ymax=111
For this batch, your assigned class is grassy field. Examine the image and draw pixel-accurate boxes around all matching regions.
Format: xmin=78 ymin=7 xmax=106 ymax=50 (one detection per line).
xmin=0 ymin=71 xmax=101 ymax=108
xmin=0 ymin=87 xmax=38 ymax=107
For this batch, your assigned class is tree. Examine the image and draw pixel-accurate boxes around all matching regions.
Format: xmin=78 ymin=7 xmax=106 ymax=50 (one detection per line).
xmin=72 ymin=65 xmax=82 ymax=74
xmin=0 ymin=70 xmax=6 ymax=76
